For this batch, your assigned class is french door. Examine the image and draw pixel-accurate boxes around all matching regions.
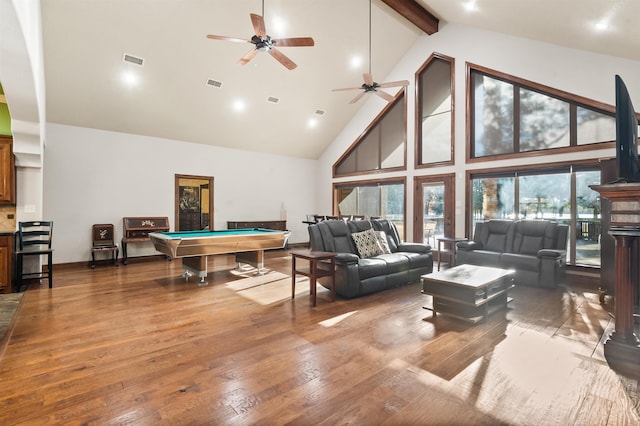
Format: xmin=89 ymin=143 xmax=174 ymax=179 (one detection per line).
xmin=413 ymin=174 xmax=455 ymax=245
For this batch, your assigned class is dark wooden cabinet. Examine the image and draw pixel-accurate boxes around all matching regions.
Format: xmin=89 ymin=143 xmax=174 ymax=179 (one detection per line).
xmin=0 ymin=136 xmax=15 ymax=205
xmin=227 ymin=220 xmax=287 ymax=231
xmin=0 ymin=234 xmax=13 ymax=293
xmin=600 ymin=159 xmax=616 ymax=296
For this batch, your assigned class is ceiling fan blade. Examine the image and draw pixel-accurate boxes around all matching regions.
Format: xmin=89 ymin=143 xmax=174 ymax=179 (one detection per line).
xmin=332 ymin=86 xmax=364 ymax=92
xmin=375 ymin=90 xmax=395 ymax=102
xmin=269 ymin=48 xmax=297 ymax=70
xmin=349 ymin=92 xmax=367 ymax=104
xmin=273 ymin=37 xmax=315 ymax=47
xmin=238 ymin=49 xmax=258 ymax=66
xmin=250 ymin=13 xmax=266 ymax=38
xmin=363 ymin=73 xmax=374 ymax=86
xmin=206 ymin=34 xmax=249 ymax=43
xmin=377 ymin=80 xmax=410 ymax=88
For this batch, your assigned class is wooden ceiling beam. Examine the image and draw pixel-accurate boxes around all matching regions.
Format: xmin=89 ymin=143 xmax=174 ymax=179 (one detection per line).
xmin=381 ymin=0 xmax=439 ymax=35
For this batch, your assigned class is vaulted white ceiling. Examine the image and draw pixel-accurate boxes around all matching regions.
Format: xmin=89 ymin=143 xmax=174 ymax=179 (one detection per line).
xmin=41 ymin=0 xmax=640 ymax=160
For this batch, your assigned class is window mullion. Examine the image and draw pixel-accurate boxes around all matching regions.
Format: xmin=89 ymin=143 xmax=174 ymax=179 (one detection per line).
xmin=514 ymin=85 xmax=520 ymax=153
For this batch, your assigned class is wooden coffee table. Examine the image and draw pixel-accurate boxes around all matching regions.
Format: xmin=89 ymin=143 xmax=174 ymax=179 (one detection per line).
xmin=421 ymin=264 xmax=514 ymax=323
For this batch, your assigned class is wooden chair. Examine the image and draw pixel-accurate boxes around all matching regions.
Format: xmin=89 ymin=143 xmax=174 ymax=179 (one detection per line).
xmin=423 ymin=221 xmax=437 ymax=247
xmin=91 ymin=224 xmax=118 ymax=269
xmin=16 ymin=221 xmax=54 ymax=290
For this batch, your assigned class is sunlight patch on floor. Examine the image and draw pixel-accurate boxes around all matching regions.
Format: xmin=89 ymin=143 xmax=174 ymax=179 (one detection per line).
xmin=318 ymin=311 xmax=358 ymax=328
xmin=226 ymin=271 xmax=311 ymax=305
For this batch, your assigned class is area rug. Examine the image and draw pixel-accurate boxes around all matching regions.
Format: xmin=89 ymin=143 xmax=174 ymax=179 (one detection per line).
xmin=226 ymin=271 xmax=311 ymax=305
xmin=0 ymin=293 xmax=23 ymax=359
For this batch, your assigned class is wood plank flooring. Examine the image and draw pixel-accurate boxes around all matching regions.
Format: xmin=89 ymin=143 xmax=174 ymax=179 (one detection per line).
xmin=0 ymin=251 xmax=638 ymax=425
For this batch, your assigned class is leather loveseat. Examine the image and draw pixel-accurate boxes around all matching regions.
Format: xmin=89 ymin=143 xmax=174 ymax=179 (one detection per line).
xmin=456 ymin=219 xmax=568 ymax=288
xmin=307 ymin=219 xmax=433 ymax=298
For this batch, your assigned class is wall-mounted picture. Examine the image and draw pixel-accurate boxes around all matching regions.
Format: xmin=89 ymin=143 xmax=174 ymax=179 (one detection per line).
xmin=179 ymin=186 xmax=200 ymax=212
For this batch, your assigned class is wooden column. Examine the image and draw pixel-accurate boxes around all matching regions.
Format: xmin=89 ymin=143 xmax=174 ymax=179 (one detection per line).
xmin=590 ymin=182 xmax=640 ymax=375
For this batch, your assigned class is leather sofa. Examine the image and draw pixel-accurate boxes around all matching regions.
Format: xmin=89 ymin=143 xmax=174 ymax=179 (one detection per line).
xmin=456 ymin=219 xmax=568 ymax=288
xmin=307 ymin=219 xmax=433 ymax=298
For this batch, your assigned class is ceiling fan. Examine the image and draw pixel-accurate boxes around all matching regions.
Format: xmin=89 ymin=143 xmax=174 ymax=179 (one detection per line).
xmin=332 ymin=0 xmax=409 ymax=103
xmin=206 ymin=1 xmax=315 ymax=70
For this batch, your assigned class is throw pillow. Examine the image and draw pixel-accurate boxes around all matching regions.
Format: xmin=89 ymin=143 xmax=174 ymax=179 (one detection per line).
xmin=351 ymin=229 xmax=384 ymax=258
xmin=376 ymin=231 xmax=392 ymax=254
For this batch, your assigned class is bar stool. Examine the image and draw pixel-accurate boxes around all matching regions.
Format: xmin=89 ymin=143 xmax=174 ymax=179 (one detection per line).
xmin=16 ymin=221 xmax=54 ymax=290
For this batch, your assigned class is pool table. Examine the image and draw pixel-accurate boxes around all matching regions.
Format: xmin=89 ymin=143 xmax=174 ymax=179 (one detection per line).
xmin=148 ymin=228 xmax=290 ymax=285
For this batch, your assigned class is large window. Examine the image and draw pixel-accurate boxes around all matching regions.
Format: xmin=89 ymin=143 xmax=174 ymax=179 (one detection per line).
xmin=469 ymin=64 xmax=616 ymax=159
xmin=416 ymin=53 xmax=454 ymax=167
xmin=334 ymin=179 xmax=406 ymax=237
xmin=334 ymin=93 xmax=406 ymax=177
xmin=469 ymin=164 xmax=601 ymax=267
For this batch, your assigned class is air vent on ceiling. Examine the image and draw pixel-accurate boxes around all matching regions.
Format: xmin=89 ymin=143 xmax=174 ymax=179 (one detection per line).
xmin=123 ymin=53 xmax=144 ymax=66
xmin=206 ymin=78 xmax=223 ymax=88
xmin=314 ymin=109 xmax=325 ymax=116
xmin=266 ymin=96 xmax=280 ymax=104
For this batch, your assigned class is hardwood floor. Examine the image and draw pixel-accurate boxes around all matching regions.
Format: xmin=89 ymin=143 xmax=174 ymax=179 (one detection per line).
xmin=0 ymin=251 xmax=638 ymax=425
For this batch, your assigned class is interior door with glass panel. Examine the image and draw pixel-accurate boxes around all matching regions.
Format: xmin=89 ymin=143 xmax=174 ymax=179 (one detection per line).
xmin=414 ymin=174 xmax=455 ymax=246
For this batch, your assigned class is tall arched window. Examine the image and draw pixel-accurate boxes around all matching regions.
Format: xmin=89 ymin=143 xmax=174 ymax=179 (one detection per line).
xmin=416 ymin=53 xmax=454 ymax=167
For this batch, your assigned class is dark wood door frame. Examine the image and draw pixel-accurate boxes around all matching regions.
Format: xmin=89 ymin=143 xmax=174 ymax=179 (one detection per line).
xmin=413 ymin=174 xmax=456 ymax=243
xmin=175 ymin=174 xmax=214 ymax=231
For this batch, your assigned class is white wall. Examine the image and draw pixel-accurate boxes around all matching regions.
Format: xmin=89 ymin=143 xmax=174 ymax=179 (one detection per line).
xmin=1 ymin=0 xmax=46 ymax=168
xmin=317 ymin=23 xmax=640 ymax=240
xmin=44 ymin=124 xmax=317 ymax=264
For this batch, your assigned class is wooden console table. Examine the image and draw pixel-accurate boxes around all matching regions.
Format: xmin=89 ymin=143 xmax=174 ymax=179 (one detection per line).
xmin=290 ymin=250 xmax=336 ymax=307
xmin=121 ymin=217 xmax=170 ymax=264
xmin=590 ymin=182 xmax=640 ymax=376
xmin=227 ymin=220 xmax=287 ymax=231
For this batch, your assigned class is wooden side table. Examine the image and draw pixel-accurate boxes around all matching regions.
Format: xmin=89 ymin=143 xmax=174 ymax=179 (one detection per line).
xmin=291 ymin=250 xmax=337 ymax=307
xmin=436 ymin=237 xmax=467 ymax=271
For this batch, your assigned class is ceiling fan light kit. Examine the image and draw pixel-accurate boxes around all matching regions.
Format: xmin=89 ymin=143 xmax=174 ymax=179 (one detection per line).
xmin=332 ymin=0 xmax=409 ymax=103
xmin=205 ymin=0 xmax=407 ymax=103
xmin=206 ymin=1 xmax=314 ymax=70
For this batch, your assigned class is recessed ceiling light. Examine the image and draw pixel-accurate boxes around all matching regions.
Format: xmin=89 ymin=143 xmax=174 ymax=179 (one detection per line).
xmin=307 ymin=118 xmax=318 ymax=128
xmin=350 ymin=55 xmax=363 ymax=70
xmin=270 ymin=15 xmax=287 ymax=37
xmin=121 ymin=70 xmax=139 ymax=87
xmin=594 ymin=20 xmax=609 ymax=31
xmin=232 ymin=99 xmax=247 ymax=113
xmin=462 ymin=0 xmax=477 ymax=12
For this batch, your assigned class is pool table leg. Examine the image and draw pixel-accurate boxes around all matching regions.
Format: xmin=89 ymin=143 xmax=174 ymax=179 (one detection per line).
xmin=235 ymin=251 xmax=266 ymax=275
xmin=182 ymin=256 xmax=208 ymax=286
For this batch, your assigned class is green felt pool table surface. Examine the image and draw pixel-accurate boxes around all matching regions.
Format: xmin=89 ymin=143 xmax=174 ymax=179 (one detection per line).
xmin=154 ymin=228 xmax=282 ymax=239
